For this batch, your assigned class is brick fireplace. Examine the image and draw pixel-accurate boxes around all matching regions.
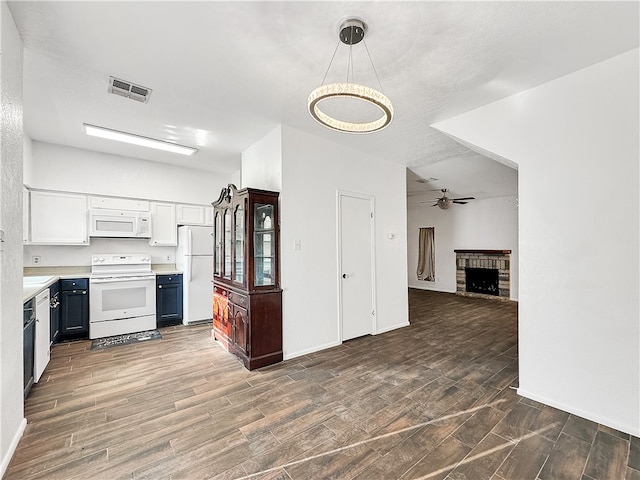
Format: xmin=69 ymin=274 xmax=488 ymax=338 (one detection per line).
xmin=455 ymin=250 xmax=511 ymax=300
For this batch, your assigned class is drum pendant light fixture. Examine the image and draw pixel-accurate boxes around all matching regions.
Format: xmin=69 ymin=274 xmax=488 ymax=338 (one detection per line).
xmin=308 ymin=18 xmax=393 ymax=134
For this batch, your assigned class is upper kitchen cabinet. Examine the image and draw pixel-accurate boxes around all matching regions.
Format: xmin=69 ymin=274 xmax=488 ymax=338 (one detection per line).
xmin=177 ymin=204 xmax=213 ymax=226
xmin=205 ymin=206 xmax=214 ymax=226
xmin=149 ymin=202 xmax=177 ymax=246
xmin=30 ymin=191 xmax=89 ymax=245
xmin=89 ymin=195 xmax=150 ymax=212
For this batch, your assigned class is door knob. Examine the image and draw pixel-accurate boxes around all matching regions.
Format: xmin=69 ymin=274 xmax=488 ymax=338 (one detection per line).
xmin=342 ymin=274 xmax=347 ymax=279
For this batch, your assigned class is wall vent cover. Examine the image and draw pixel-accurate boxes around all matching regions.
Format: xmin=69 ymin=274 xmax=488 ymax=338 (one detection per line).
xmin=108 ymin=76 xmax=152 ymax=103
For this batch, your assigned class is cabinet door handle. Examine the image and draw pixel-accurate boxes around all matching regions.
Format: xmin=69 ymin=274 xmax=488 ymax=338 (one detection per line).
xmin=158 ymin=285 xmax=163 ymax=289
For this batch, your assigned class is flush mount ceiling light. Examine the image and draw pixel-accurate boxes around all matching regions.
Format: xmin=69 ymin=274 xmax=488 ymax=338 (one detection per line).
xmin=308 ymin=18 xmax=393 ymax=134
xmin=84 ymin=123 xmax=197 ymax=156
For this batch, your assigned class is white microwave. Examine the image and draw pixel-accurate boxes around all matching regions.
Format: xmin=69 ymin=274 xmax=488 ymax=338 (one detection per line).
xmin=89 ymin=209 xmax=151 ymax=238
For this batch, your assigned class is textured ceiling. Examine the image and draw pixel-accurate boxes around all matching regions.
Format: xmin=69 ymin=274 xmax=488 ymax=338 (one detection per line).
xmin=8 ymin=1 xmax=639 ymax=198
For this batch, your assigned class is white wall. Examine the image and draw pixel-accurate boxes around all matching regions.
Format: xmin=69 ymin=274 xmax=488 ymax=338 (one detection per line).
xmin=241 ymin=126 xmax=282 ymax=191
xmin=433 ymin=49 xmax=639 ymax=436
xmin=22 ymin=134 xmax=33 ymax=186
xmin=29 ymin=141 xmax=231 ymax=205
xmin=0 ymin=2 xmax=26 ymax=475
xmin=241 ymin=125 xmax=409 ymax=359
xmin=282 ymin=126 xmax=408 ymax=358
xmin=407 ymin=194 xmax=519 ymax=301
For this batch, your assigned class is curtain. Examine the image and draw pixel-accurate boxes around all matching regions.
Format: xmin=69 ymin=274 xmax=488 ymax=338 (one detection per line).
xmin=417 ymin=227 xmax=435 ymax=281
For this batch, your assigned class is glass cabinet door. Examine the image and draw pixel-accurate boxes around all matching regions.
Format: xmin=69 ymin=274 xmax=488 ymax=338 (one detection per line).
xmin=214 ymin=211 xmax=222 ymax=277
xmin=223 ymin=209 xmax=232 ymax=280
xmin=254 ymin=203 xmax=275 ymax=286
xmin=234 ymin=204 xmax=245 ymax=283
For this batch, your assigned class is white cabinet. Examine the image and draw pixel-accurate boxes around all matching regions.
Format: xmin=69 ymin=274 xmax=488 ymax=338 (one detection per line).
xmin=30 ymin=191 xmax=88 ymax=245
xmin=89 ymin=195 xmax=150 ymax=212
xmin=150 ymin=202 xmax=177 ymax=246
xmin=23 ymin=186 xmax=30 ymax=243
xmin=204 ymin=206 xmax=214 ymax=226
xmin=34 ymin=289 xmax=51 ymax=383
xmin=177 ymin=204 xmax=206 ymax=225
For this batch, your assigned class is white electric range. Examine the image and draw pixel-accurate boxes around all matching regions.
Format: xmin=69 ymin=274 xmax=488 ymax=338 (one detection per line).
xmin=89 ymin=254 xmax=156 ymax=339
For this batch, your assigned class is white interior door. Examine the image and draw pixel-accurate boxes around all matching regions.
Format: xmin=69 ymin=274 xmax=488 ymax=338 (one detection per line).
xmin=338 ymin=192 xmax=375 ymax=341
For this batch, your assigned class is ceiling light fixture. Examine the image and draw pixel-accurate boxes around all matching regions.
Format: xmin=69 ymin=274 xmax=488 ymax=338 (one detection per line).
xmin=308 ymin=18 xmax=393 ymax=134
xmin=83 ymin=123 xmax=197 ymax=156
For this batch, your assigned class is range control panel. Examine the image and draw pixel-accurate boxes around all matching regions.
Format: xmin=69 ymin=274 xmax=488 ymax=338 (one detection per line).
xmin=91 ymin=254 xmax=151 ymax=266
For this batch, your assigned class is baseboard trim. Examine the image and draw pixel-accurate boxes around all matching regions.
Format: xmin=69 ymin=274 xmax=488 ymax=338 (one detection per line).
xmin=409 ymin=284 xmax=455 ymax=293
xmin=1 ymin=417 xmax=26 ymax=478
xmin=183 ymin=318 xmax=213 ymax=326
xmin=517 ymin=388 xmax=640 ymax=437
xmin=284 ymin=340 xmax=342 ymax=360
xmin=375 ymin=321 xmax=410 ymax=335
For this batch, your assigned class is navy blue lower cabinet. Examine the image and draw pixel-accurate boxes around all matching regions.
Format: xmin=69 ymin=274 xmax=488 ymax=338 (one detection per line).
xmin=59 ymin=278 xmax=89 ymax=341
xmin=156 ymin=274 xmax=183 ymax=327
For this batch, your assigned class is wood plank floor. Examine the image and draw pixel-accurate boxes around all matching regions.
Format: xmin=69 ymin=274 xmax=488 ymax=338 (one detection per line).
xmin=6 ymin=289 xmax=639 ymax=480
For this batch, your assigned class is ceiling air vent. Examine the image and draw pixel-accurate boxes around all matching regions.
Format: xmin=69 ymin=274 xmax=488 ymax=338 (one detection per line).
xmin=108 ymin=76 xmax=152 ymax=103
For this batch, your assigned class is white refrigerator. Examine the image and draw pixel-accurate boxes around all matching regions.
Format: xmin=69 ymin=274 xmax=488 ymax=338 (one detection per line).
xmin=176 ymin=225 xmax=214 ymax=325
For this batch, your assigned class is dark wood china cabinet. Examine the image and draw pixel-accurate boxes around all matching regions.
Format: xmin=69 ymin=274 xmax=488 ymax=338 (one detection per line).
xmin=212 ymin=184 xmax=282 ymax=370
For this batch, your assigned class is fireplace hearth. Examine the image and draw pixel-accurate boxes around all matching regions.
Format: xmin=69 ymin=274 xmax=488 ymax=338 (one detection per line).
xmin=455 ymin=249 xmax=511 ymax=300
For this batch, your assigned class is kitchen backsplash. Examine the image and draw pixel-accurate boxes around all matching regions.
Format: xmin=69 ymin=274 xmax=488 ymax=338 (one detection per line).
xmin=23 ymin=237 xmax=175 ymax=267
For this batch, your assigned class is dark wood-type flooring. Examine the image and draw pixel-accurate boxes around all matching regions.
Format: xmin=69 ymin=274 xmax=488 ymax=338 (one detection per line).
xmin=6 ymin=289 xmax=639 ymax=479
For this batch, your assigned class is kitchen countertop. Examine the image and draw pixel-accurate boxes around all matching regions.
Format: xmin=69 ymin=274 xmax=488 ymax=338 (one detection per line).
xmin=23 ymin=267 xmax=91 ymax=303
xmin=23 ymin=277 xmax=61 ymax=303
xmin=23 ymin=265 xmax=184 ymax=303
xmin=151 ymin=265 xmax=183 ymax=275
xmin=24 ymin=266 xmax=91 ymax=277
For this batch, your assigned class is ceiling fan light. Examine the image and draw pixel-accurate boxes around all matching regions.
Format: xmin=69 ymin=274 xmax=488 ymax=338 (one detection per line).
xmin=437 ymin=199 xmax=451 ymax=210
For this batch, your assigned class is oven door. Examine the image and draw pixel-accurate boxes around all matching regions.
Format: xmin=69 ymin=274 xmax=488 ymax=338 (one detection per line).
xmin=90 ymin=276 xmax=156 ymax=323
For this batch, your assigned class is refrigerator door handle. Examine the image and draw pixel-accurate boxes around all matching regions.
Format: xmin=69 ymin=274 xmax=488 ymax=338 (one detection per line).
xmin=189 ymin=255 xmax=193 ymax=283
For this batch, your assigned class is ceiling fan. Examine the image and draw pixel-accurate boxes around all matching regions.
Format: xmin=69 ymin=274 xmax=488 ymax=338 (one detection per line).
xmin=427 ymin=189 xmax=475 ymax=210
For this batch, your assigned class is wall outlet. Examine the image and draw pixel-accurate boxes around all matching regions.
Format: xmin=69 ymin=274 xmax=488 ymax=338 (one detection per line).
xmin=166 ymin=255 xmax=171 ymax=262
xmin=32 ymin=255 xmax=41 ymax=265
